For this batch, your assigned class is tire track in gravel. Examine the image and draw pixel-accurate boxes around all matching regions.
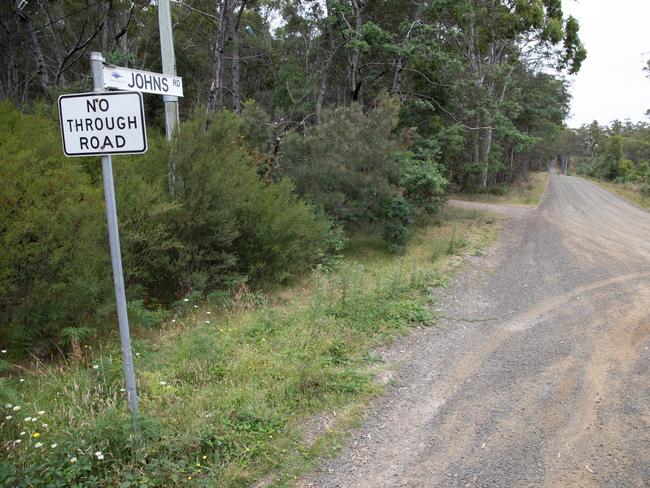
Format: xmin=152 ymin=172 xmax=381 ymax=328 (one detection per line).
xmin=301 ymin=173 xmax=650 ymax=488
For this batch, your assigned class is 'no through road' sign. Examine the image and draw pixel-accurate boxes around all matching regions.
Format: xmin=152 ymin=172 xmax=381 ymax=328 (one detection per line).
xmin=58 ymin=91 xmax=147 ymax=157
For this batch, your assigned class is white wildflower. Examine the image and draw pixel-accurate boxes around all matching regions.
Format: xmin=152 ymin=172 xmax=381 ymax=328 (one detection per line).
xmin=95 ymin=451 xmax=104 ymax=460
xmin=159 ymin=381 xmax=167 ymax=386
xmin=24 ymin=417 xmax=32 ymax=422
xmin=183 ymin=298 xmax=189 ymax=302
xmin=5 ymin=416 xmax=12 ymax=420
xmin=19 ymin=431 xmax=25 ymax=436
xmin=12 ymin=405 xmax=20 ymax=411
xmin=92 ymin=365 xmax=99 ymax=370
xmin=69 ymin=457 xmax=77 ymax=463
xmin=41 ymin=423 xmax=48 ymax=428
xmin=37 ymin=410 xmax=45 ymax=416
xmin=14 ymin=439 xmax=21 ymax=444
xmin=19 ymin=379 xmax=25 ymax=383
xmin=1 ymin=350 xmax=6 ymax=353
xmin=50 ymin=443 xmax=57 ymax=448
xmin=4 ymin=403 xmax=11 ymax=409
xmin=34 ymin=442 xmax=43 ymax=448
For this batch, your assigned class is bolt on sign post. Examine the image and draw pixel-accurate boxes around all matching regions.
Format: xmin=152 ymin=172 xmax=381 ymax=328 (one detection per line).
xmin=58 ymin=52 xmax=146 ymax=425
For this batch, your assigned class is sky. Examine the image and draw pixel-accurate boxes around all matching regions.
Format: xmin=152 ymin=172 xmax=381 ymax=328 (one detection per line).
xmin=563 ymin=0 xmax=650 ymax=127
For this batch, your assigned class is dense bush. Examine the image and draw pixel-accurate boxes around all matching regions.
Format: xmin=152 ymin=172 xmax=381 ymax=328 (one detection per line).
xmin=278 ymin=94 xmax=402 ymax=226
xmin=399 ymin=140 xmax=449 ymax=215
xmin=278 ymin=95 xmax=449 ymax=249
xmin=0 ymin=104 xmax=331 ymax=353
xmin=0 ymin=103 xmax=112 ymax=351
xmin=171 ymin=112 xmax=331 ymax=289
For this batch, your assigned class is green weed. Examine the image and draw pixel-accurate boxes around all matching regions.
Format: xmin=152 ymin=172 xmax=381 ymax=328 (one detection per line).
xmin=0 ymin=208 xmax=498 ymax=487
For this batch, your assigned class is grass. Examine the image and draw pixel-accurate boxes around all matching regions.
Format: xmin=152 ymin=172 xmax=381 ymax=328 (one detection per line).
xmin=585 ymin=178 xmax=650 ymax=212
xmin=454 ymin=171 xmax=549 ymax=205
xmin=0 ymin=207 xmax=500 ymax=487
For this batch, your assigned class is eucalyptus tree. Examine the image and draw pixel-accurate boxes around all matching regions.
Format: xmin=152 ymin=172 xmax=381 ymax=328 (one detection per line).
xmin=428 ymin=0 xmax=586 ymax=186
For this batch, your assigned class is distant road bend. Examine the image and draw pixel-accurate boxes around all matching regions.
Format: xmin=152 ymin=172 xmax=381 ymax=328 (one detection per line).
xmin=304 ymin=173 xmax=650 ymax=487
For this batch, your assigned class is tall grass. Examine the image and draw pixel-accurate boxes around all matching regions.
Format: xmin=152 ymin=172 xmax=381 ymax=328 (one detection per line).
xmin=0 ymin=207 xmax=498 ymax=487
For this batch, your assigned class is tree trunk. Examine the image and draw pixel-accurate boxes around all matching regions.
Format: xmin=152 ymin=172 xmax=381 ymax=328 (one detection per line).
xmin=18 ymin=14 xmax=49 ymax=91
xmin=101 ymin=0 xmax=113 ymax=53
xmin=480 ymin=126 xmax=493 ymax=187
xmin=38 ymin=0 xmax=67 ymax=85
xmin=207 ymin=0 xmax=230 ymax=114
xmin=231 ymin=26 xmax=240 ymax=112
xmin=316 ymin=39 xmax=336 ymax=123
xmin=349 ymin=0 xmax=364 ymax=102
xmin=229 ymin=1 xmax=246 ymax=112
xmin=391 ymin=2 xmax=424 ymax=94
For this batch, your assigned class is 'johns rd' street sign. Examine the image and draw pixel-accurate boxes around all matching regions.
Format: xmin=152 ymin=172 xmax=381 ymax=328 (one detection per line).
xmin=58 ymin=91 xmax=147 ymax=157
xmin=103 ymin=65 xmax=184 ymax=97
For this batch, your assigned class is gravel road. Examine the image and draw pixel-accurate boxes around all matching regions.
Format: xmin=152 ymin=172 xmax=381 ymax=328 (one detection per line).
xmin=302 ymin=173 xmax=650 ymax=488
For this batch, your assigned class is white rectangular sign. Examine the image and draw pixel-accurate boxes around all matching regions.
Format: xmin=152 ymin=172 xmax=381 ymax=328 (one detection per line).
xmin=59 ymin=91 xmax=147 ymax=157
xmin=103 ymin=65 xmax=183 ymax=97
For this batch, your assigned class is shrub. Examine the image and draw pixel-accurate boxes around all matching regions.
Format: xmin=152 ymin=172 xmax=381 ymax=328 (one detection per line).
xmin=0 ymin=103 xmax=112 ymax=351
xmin=171 ymin=111 xmax=330 ymax=289
xmin=0 ymin=102 xmax=331 ymax=353
xmin=399 ymin=140 xmax=448 ymax=214
xmin=278 ymin=93 xmax=403 ymax=232
xmin=640 ymin=180 xmax=650 ymax=198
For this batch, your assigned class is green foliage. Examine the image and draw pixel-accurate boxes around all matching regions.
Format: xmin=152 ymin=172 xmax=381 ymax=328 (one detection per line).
xmin=399 ymin=141 xmax=449 ymax=214
xmin=379 ymin=196 xmax=414 ymax=253
xmin=0 ymin=103 xmax=112 ymax=351
xmin=172 ymin=112 xmax=331 ymax=288
xmin=114 ymin=135 xmax=184 ymax=301
xmin=640 ymin=180 xmax=650 ymax=198
xmin=279 ymin=94 xmax=406 ymax=238
xmin=0 ymin=103 xmax=332 ymax=353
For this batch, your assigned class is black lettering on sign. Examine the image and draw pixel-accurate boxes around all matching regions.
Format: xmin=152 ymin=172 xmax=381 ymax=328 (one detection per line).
xmin=102 ymin=136 xmax=114 ymax=150
xmin=116 ymin=135 xmax=126 ymax=148
xmin=153 ymin=76 xmax=161 ymax=92
xmin=90 ymin=136 xmax=100 ymax=149
xmin=128 ymin=72 xmax=135 ymax=88
xmin=86 ymin=98 xmax=109 ymax=113
xmin=80 ymin=137 xmax=89 ymax=149
xmin=162 ymin=78 xmax=169 ymax=92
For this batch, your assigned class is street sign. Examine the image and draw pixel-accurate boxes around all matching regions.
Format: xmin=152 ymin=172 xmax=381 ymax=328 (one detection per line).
xmin=103 ymin=65 xmax=184 ymax=97
xmin=58 ymin=91 xmax=147 ymax=157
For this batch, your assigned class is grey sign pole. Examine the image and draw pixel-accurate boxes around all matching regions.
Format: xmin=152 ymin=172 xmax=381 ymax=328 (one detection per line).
xmin=90 ymin=51 xmax=139 ymax=423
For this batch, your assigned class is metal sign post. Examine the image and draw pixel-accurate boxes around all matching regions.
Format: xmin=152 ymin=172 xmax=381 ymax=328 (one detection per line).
xmin=90 ymin=51 xmax=139 ymax=423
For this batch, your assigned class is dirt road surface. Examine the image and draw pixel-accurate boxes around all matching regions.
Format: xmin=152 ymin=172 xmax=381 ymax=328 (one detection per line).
xmin=303 ymin=174 xmax=650 ymax=488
